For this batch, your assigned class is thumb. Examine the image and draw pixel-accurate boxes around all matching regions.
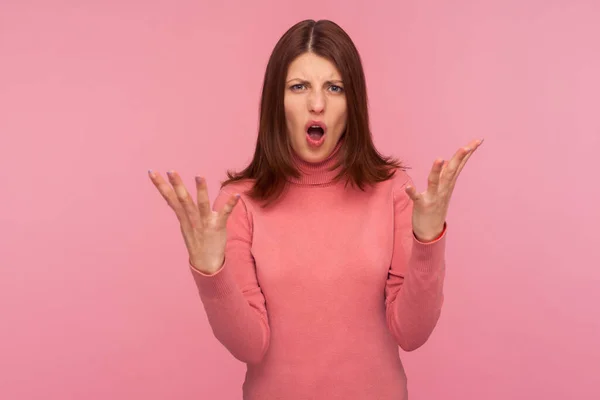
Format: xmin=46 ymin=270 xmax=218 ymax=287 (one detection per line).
xmin=405 ymin=184 xmax=420 ymax=203
xmin=217 ymin=193 xmax=241 ymax=227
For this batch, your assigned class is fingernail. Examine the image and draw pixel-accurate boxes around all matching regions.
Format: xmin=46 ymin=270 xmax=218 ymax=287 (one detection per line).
xmin=148 ymin=169 xmax=154 ymax=177
xmin=235 ymin=194 xmax=241 ymax=199
xmin=195 ymin=176 xmax=203 ymax=183
xmin=167 ymin=170 xmax=173 ymax=175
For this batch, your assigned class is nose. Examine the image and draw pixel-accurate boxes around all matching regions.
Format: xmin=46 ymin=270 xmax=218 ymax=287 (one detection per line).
xmin=308 ymin=90 xmax=325 ymax=114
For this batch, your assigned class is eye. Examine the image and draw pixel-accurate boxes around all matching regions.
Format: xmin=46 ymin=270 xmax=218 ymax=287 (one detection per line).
xmin=329 ymin=85 xmax=344 ymax=93
xmin=290 ymin=84 xmax=306 ymax=91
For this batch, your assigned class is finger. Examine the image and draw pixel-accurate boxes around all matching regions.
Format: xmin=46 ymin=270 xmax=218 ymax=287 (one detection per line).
xmin=454 ymin=148 xmax=475 ymax=178
xmin=216 ymin=193 xmax=242 ymax=228
xmin=443 ymin=146 xmax=470 ymax=181
xmin=426 ymin=158 xmax=445 ymax=194
xmin=444 ymin=139 xmax=482 ymax=181
xmin=148 ymin=170 xmax=190 ymax=225
xmin=166 ymin=170 xmax=202 ymax=228
xmin=195 ymin=176 xmax=211 ymax=219
xmin=453 ymin=139 xmax=483 ymax=180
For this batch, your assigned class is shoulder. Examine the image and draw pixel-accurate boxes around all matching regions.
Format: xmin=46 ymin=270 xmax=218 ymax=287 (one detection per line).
xmin=386 ymin=167 xmax=413 ymax=200
xmin=211 ymin=180 xmax=256 ymax=232
xmin=364 ymin=167 xmax=413 ymax=205
xmin=219 ymin=179 xmax=255 ymax=197
xmin=215 ymin=179 xmax=257 ymax=217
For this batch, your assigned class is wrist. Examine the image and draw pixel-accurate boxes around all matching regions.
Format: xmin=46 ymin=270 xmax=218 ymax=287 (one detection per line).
xmin=413 ymin=222 xmax=446 ymax=243
xmin=189 ymin=256 xmax=225 ymax=275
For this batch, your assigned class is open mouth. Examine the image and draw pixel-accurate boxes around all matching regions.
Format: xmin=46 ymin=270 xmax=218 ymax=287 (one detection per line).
xmin=305 ymin=121 xmax=327 ymax=147
xmin=307 ymin=125 xmax=325 ymax=140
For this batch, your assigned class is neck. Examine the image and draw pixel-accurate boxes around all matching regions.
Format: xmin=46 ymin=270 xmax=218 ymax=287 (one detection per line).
xmin=288 ymin=139 xmax=344 ymax=186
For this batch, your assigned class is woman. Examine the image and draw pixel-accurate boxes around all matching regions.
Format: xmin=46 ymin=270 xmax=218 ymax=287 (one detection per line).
xmin=149 ymin=19 xmax=482 ymax=400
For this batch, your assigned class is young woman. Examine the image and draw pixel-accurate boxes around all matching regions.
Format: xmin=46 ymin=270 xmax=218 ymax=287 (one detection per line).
xmin=149 ymin=19 xmax=483 ymax=400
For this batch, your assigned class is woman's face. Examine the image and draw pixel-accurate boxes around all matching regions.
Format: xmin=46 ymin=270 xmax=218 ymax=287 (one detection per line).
xmin=284 ymin=52 xmax=347 ymax=163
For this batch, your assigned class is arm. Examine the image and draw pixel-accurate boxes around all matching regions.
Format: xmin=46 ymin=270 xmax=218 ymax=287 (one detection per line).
xmin=189 ymin=189 xmax=270 ymax=364
xmin=385 ymin=174 xmax=447 ymax=351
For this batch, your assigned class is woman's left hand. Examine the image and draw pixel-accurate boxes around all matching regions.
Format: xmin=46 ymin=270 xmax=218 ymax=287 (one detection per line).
xmin=405 ymin=138 xmax=484 ymax=242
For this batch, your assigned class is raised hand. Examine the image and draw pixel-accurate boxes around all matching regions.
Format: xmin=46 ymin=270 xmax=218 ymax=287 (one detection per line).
xmin=405 ymin=139 xmax=484 ymax=242
xmin=148 ymin=170 xmax=241 ymax=274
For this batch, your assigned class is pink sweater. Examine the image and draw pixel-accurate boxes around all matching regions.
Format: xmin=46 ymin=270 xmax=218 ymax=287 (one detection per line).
xmin=189 ymin=141 xmax=447 ymax=400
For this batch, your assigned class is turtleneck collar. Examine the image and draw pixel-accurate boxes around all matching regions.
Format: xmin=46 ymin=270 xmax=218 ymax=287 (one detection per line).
xmin=288 ymin=138 xmax=345 ymax=186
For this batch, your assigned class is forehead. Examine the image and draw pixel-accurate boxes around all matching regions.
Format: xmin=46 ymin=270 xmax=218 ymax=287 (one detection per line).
xmin=286 ymin=52 xmax=342 ymax=80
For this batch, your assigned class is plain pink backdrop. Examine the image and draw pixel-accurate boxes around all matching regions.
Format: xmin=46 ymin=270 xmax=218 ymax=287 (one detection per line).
xmin=1 ymin=0 xmax=599 ymax=399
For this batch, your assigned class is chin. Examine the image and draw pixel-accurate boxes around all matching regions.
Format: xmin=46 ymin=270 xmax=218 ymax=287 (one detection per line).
xmin=297 ymin=139 xmax=334 ymax=163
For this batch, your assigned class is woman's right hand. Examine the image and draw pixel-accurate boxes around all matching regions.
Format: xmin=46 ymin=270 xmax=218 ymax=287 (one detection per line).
xmin=148 ymin=170 xmax=241 ymax=275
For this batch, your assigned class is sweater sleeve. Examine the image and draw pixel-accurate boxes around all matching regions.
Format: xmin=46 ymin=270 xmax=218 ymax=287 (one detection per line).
xmin=385 ymin=173 xmax=447 ymax=352
xmin=188 ymin=188 xmax=270 ymax=364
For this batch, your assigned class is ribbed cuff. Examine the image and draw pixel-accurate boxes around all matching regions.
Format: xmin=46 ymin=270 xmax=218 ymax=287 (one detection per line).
xmin=413 ymin=222 xmax=447 ymax=244
xmin=189 ymin=258 xmax=238 ymax=300
xmin=411 ymin=223 xmax=447 ymax=273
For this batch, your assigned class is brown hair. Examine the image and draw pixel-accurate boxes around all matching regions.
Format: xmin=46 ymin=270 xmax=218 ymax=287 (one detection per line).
xmin=222 ymin=19 xmax=407 ymax=207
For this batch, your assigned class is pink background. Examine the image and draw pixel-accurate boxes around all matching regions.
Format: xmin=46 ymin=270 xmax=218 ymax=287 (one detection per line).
xmin=1 ymin=1 xmax=599 ymax=399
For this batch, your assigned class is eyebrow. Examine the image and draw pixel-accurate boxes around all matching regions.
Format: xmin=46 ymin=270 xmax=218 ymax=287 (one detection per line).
xmin=286 ymin=78 xmax=344 ymax=85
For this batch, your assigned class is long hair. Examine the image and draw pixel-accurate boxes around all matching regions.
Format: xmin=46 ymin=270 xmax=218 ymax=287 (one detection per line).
xmin=222 ymin=19 xmax=407 ymax=207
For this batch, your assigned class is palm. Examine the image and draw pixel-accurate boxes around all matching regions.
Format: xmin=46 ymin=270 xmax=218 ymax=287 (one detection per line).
xmin=149 ymin=170 xmax=241 ymax=273
xmin=405 ymin=138 xmax=484 ymax=242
